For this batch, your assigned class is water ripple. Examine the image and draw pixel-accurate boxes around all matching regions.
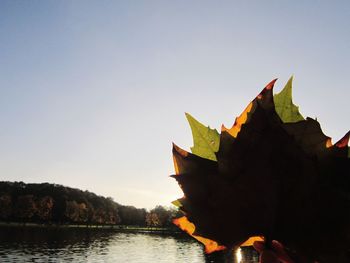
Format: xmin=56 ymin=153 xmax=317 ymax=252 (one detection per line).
xmin=0 ymin=227 xmax=258 ymax=262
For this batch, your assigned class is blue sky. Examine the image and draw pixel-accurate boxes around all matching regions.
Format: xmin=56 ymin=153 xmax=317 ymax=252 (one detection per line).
xmin=0 ymin=1 xmax=349 ymax=208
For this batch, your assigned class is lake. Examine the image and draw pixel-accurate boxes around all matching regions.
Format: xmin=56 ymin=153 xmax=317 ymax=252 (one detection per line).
xmin=0 ymin=227 xmax=259 ymax=262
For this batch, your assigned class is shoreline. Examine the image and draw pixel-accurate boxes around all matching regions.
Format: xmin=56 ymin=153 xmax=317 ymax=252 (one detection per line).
xmin=0 ymin=221 xmax=181 ymax=234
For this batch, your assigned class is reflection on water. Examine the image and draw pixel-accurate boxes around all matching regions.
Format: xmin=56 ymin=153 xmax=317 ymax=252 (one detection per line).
xmin=0 ymin=227 xmax=258 ymax=262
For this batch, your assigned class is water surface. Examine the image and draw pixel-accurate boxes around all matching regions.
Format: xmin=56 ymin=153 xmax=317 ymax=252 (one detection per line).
xmin=0 ymin=227 xmax=259 ymax=262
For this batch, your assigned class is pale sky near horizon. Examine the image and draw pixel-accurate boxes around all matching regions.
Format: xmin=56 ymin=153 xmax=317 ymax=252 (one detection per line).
xmin=1 ymin=1 xmax=349 ymax=209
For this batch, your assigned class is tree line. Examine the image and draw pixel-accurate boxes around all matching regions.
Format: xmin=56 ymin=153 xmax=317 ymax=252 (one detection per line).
xmin=0 ymin=181 xmax=181 ymax=228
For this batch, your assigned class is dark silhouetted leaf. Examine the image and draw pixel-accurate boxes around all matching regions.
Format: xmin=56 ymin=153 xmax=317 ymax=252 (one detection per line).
xmin=171 ymin=78 xmax=350 ymax=263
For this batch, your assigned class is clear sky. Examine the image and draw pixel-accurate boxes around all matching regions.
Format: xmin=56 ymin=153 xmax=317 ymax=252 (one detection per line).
xmin=0 ymin=1 xmax=349 ymax=209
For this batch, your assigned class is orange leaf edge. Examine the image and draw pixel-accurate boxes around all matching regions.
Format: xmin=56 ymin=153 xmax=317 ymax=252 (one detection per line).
xmin=173 ymin=216 xmax=226 ymax=254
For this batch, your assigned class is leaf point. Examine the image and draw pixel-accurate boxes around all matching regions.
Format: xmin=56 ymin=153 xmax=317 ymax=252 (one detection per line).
xmin=274 ymin=76 xmax=304 ymax=122
xmin=185 ymin=112 xmax=191 ymax=119
xmin=265 ymin=78 xmax=278 ymax=90
xmin=326 ymin=138 xmax=333 ymax=148
xmin=335 ymin=131 xmax=350 ymax=148
xmin=172 ymin=143 xmax=189 ymax=157
xmin=223 ymin=102 xmax=254 ymax=138
xmin=221 ymin=124 xmax=228 ymax=132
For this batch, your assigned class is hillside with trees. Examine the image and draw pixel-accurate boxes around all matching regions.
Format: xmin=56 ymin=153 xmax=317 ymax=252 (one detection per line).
xmin=0 ymin=181 xmax=179 ymax=227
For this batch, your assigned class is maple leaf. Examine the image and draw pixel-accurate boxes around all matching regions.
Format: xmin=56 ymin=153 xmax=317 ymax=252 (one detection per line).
xmin=171 ymin=78 xmax=350 ymax=262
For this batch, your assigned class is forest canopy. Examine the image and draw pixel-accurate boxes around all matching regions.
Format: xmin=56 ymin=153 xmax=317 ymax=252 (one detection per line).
xmin=0 ymin=181 xmax=178 ymax=227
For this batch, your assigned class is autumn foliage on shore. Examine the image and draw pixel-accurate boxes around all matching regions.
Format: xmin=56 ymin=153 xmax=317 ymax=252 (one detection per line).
xmin=0 ymin=181 xmax=179 ymax=227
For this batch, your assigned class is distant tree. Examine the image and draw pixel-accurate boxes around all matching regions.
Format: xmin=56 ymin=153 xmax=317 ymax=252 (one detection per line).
xmin=36 ymin=196 xmax=54 ymax=221
xmin=64 ymin=200 xmax=80 ymax=222
xmin=0 ymin=194 xmax=12 ymax=220
xmin=146 ymin=212 xmax=160 ymax=227
xmin=146 ymin=205 xmax=180 ymax=227
xmin=78 ymin=202 xmax=88 ymax=222
xmin=152 ymin=206 xmax=170 ymax=226
xmin=105 ymin=198 xmax=120 ymax=224
xmin=91 ymin=208 xmax=105 ymax=224
xmin=51 ymin=196 xmax=67 ymax=223
xmin=119 ymin=206 xmax=146 ymax=226
xmin=14 ymin=195 xmax=37 ymax=221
